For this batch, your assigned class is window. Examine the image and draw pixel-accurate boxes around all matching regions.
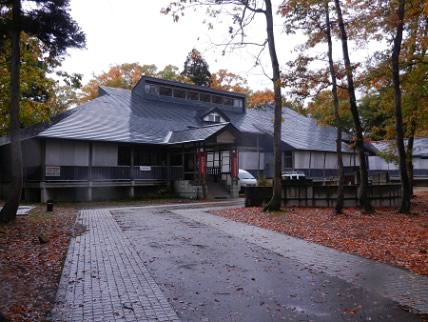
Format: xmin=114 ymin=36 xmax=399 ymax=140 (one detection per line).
xmin=118 ymin=146 xmax=131 ymax=166
xmin=159 ymin=86 xmax=172 ymax=97
xmin=173 ymin=88 xmax=186 ymax=99
xmin=212 ymin=95 xmax=222 ymax=105
xmin=233 ymin=99 xmax=243 ymax=108
xmin=200 ymin=93 xmax=211 ymax=102
xmin=223 ymin=97 xmax=233 ymax=106
xmin=144 ymin=84 xmax=159 ymax=95
xmin=284 ymin=151 xmax=293 ymax=169
xmin=144 ymin=81 xmax=245 ymax=109
xmin=204 ymin=112 xmax=224 ymax=123
xmin=134 ymin=150 xmax=158 ymax=165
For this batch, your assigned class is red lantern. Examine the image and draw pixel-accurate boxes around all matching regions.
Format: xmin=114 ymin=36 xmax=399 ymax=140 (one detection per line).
xmin=231 ymin=150 xmax=238 ymax=178
xmin=198 ymin=151 xmax=207 ymax=177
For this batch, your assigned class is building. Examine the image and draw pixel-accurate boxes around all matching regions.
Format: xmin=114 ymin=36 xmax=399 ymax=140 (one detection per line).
xmin=0 ymin=76 xmax=358 ymax=202
xmin=369 ymin=138 xmax=428 ymax=184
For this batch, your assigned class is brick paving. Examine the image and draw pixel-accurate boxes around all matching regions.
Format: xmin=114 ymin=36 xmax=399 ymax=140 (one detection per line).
xmin=174 ymin=206 xmax=428 ymax=315
xmin=51 ymin=209 xmax=179 ymax=322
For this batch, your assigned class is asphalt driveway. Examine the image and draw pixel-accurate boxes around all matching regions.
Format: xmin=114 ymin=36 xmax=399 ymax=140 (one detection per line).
xmin=52 ymin=201 xmax=427 ymax=321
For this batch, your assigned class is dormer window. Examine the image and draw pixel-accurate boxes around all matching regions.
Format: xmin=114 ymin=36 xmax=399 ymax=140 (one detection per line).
xmin=204 ymin=112 xmax=224 ymax=123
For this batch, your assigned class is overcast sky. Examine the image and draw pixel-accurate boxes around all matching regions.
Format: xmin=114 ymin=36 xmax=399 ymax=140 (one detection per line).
xmin=60 ymin=0 xmax=302 ymax=90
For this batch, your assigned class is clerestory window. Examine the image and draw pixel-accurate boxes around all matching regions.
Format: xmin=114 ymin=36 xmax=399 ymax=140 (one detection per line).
xmin=143 ymin=81 xmax=245 ymax=110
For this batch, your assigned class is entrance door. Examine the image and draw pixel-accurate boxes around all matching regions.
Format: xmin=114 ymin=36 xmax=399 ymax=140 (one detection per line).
xmin=206 ymin=149 xmax=221 ymax=182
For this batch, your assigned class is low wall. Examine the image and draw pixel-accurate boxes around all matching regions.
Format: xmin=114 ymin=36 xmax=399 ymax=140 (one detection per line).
xmin=245 ymin=182 xmax=401 ymax=208
xmin=173 ymin=180 xmax=203 ymax=199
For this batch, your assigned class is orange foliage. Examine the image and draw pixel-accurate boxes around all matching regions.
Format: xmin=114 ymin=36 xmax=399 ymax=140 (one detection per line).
xmin=209 ymin=69 xmax=249 ymax=93
xmin=247 ymin=89 xmax=275 ymax=109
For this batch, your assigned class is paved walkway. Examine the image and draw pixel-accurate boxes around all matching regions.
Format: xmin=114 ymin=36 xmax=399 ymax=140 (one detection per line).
xmin=174 ymin=206 xmax=428 ymax=314
xmin=51 ymin=209 xmax=179 ymax=322
xmin=51 ymin=202 xmax=428 ymax=321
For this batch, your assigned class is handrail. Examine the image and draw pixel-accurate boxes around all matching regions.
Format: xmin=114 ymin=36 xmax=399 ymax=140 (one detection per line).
xmin=42 ymin=165 xmax=184 ymax=181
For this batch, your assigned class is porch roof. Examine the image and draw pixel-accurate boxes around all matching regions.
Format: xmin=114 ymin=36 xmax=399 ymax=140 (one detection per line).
xmin=167 ymin=123 xmax=237 ymax=144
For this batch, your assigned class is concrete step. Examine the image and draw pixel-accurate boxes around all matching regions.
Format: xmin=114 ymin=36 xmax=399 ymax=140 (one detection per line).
xmin=207 ymin=181 xmax=231 ymax=199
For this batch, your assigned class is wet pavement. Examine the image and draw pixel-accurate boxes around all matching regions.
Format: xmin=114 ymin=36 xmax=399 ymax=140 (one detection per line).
xmin=52 ymin=201 xmax=427 ymax=321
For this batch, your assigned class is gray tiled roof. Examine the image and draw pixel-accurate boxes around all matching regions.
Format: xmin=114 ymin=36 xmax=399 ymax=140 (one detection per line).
xmin=370 ymin=138 xmax=428 ymax=157
xmin=1 ymin=85 xmax=353 ymax=153
xmin=0 ymin=108 xmax=77 ymax=146
xmin=167 ymin=123 xmax=231 ymax=144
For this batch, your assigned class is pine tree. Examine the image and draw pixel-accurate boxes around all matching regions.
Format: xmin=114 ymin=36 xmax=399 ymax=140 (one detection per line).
xmin=182 ymin=48 xmax=211 ymax=86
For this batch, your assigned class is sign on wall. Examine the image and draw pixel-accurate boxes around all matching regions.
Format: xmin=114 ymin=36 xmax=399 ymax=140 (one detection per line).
xmin=139 ymin=166 xmax=151 ymax=171
xmin=46 ymin=165 xmax=61 ymax=177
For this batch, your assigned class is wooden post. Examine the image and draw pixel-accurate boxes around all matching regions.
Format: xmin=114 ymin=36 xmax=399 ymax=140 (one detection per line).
xmin=292 ymin=150 xmax=295 ymax=171
xmin=88 ymin=142 xmax=93 ymax=201
xmin=193 ymin=143 xmax=197 ymax=182
xmin=323 ymin=152 xmax=327 ymax=179
xmin=130 ymin=145 xmax=134 ymax=180
xmin=181 ymin=144 xmax=185 ymax=179
xmin=257 ymin=135 xmax=261 ymax=177
xmin=281 ymin=149 xmax=285 ymax=174
xmin=201 ymin=143 xmax=207 ymax=199
xmin=40 ymin=140 xmax=47 ymax=202
xmin=130 ymin=145 xmax=135 ymax=199
xmin=167 ymin=149 xmax=171 ymax=181
xmin=41 ymin=139 xmax=46 ymax=181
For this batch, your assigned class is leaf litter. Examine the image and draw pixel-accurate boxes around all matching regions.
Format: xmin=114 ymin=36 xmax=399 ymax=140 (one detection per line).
xmin=0 ymin=198 xmax=197 ymax=321
xmin=0 ymin=205 xmax=78 ymax=321
xmin=213 ymin=190 xmax=428 ymax=276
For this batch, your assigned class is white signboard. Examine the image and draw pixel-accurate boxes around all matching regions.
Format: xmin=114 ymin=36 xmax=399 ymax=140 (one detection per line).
xmin=139 ymin=166 xmax=151 ymax=171
xmin=46 ymin=165 xmax=61 ymax=177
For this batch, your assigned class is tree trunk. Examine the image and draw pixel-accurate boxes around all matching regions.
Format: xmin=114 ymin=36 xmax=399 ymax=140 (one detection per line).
xmin=391 ymin=0 xmax=411 ymax=213
xmin=406 ymin=133 xmax=414 ymax=196
xmin=263 ymin=0 xmax=283 ymax=211
xmin=0 ymin=311 xmax=10 ymax=322
xmin=325 ymin=0 xmax=344 ymax=214
xmin=401 ymin=16 xmax=425 ymax=198
xmin=333 ymin=0 xmax=372 ymax=213
xmin=0 ymin=0 xmax=23 ymax=223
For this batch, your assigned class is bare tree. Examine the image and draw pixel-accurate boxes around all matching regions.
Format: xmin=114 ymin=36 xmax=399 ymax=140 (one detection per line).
xmin=165 ymin=0 xmax=284 ymax=210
